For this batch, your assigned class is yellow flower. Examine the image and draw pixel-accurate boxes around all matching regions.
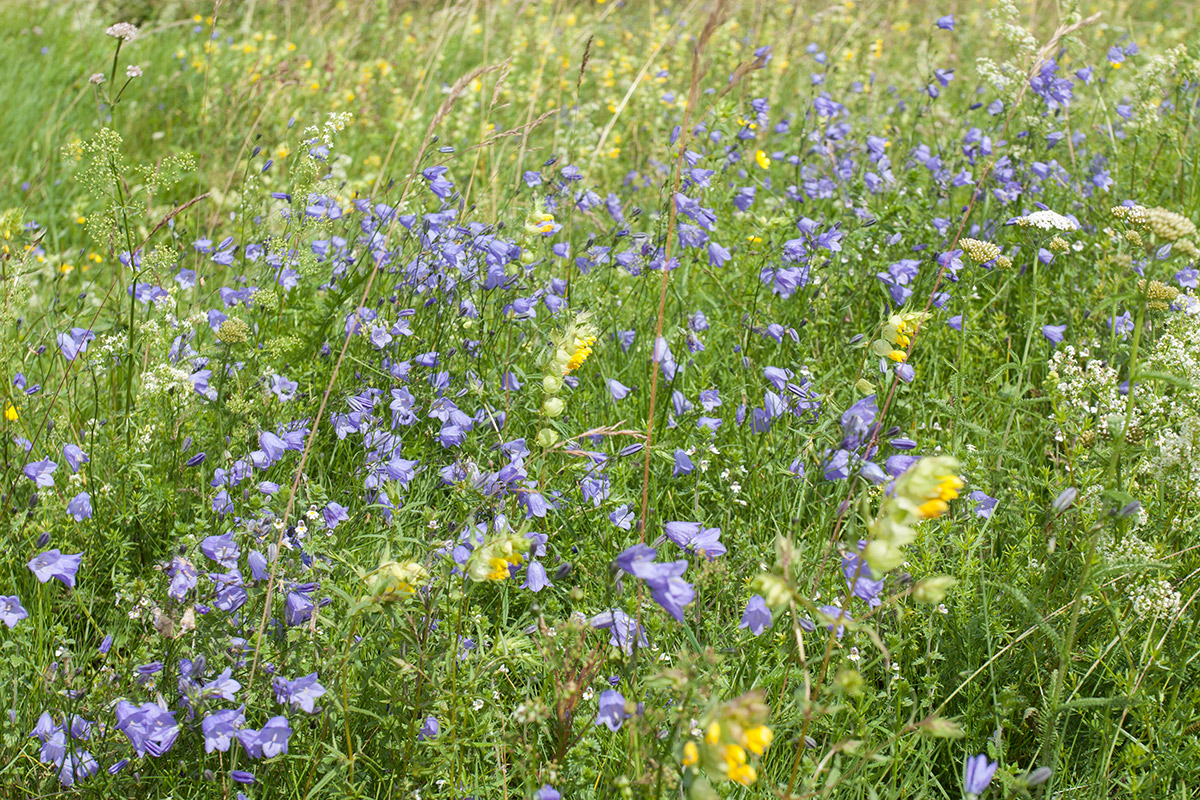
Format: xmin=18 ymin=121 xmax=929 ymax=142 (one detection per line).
xmin=723 ymin=744 xmax=756 ymax=785
xmin=723 ymin=743 xmax=746 ymax=769
xmin=682 ymin=741 xmax=699 ymax=766
xmin=565 ymin=335 xmax=596 ymax=374
xmin=466 ymin=531 xmax=531 ymax=583
xmin=915 ymin=474 xmax=963 ymax=519
xmin=705 ymin=721 xmax=722 ymax=745
xmin=729 ymin=763 xmax=757 ymax=786
xmin=367 ymin=560 xmax=429 ymax=602
xmin=755 ymin=150 xmax=771 ymax=169
xmin=743 ymin=725 xmax=773 ymax=755
xmin=4 ymin=402 xmax=17 ymax=422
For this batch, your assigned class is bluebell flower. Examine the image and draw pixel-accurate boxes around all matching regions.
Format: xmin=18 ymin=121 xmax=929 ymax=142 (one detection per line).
xmin=23 ymin=458 xmax=57 ymax=488
xmin=1042 ymin=324 xmax=1066 ymax=345
xmin=663 ymin=522 xmax=726 ymax=558
xmin=818 ymin=605 xmax=852 ymax=639
xmin=536 ymin=786 xmax=561 ymax=800
xmin=28 ymin=549 xmax=82 ymax=588
xmin=595 ymin=689 xmax=630 ymax=732
xmin=522 ymin=561 xmax=553 ymax=592
xmin=418 ymin=716 xmax=439 ymax=741
xmin=62 ymin=444 xmax=89 ymax=472
xmin=115 ymin=701 xmax=179 ymax=757
xmin=56 ymin=327 xmax=95 ymax=361
xmin=607 ymin=379 xmax=632 ymax=401
xmin=285 ymin=589 xmax=314 ymax=626
xmin=167 ymin=558 xmax=198 ymax=601
xmin=672 ymin=449 xmax=693 ymax=476
xmin=842 ymin=547 xmax=884 ymax=608
xmin=964 ymin=754 xmax=998 ymax=796
xmin=1110 ymin=311 xmax=1134 ymax=339
xmin=936 ymin=14 xmax=955 ymax=29
xmin=739 ymin=595 xmax=773 ymax=635
xmin=324 ymin=502 xmax=350 ymax=530
xmin=0 ymin=595 xmax=28 ymax=628
xmin=68 ymin=492 xmax=92 ymax=521
xmin=237 ymin=716 xmax=292 ymax=759
xmin=201 ymin=533 xmax=240 ymax=569
xmin=274 ymin=672 xmax=325 ymax=713
xmin=201 ymin=668 xmax=241 ymax=702
xmin=841 ymin=395 xmax=879 ymax=450
xmin=615 ymin=544 xmax=694 ymax=622
xmin=609 ymin=505 xmax=634 ymax=530
xmin=589 ymin=609 xmax=648 ymax=655
xmin=969 ymin=490 xmax=998 ymax=519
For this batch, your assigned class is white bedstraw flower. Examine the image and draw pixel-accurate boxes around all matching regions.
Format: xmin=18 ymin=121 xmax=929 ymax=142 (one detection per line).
xmin=126 ymin=64 xmax=143 ymax=78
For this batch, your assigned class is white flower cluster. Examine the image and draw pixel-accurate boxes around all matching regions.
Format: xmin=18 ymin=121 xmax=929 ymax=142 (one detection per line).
xmin=1047 ymin=344 xmax=1142 ymax=441
xmin=1129 ymin=579 xmax=1182 ymax=621
xmin=1141 ymin=312 xmax=1200 ymax=499
xmin=1012 ymin=209 xmax=1078 ymax=231
xmin=138 ymin=362 xmax=194 ymax=404
xmin=105 ymin=22 xmax=139 ymax=41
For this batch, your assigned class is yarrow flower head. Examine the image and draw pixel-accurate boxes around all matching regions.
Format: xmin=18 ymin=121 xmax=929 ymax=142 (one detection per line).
xmin=1111 ymin=204 xmax=1149 ymax=227
xmin=1008 ymin=209 xmax=1078 ymax=231
xmin=960 ymin=238 xmax=1001 ymax=264
xmin=680 ymin=691 xmax=772 ymax=788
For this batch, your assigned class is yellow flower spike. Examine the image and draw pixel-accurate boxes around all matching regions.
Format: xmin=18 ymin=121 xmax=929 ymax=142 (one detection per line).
xmin=682 ymin=741 xmax=699 ymax=766
xmin=565 ymin=336 xmax=595 ymax=374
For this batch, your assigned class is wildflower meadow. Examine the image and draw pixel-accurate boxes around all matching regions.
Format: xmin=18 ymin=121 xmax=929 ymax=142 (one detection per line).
xmin=3 ymin=0 xmax=1200 ymax=797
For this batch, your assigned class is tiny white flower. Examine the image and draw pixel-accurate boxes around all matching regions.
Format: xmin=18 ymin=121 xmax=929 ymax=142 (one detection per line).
xmin=89 ymin=73 xmax=106 ymax=85
xmin=125 ymin=64 xmax=143 ymax=78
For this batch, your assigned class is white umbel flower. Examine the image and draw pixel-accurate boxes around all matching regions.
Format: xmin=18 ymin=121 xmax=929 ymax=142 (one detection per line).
xmin=1010 ymin=209 xmax=1078 ymax=231
xmin=105 ymin=22 xmax=139 ymax=41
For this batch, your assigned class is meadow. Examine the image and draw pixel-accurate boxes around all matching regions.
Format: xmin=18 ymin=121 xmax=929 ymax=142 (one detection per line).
xmin=2 ymin=0 xmax=1200 ymax=797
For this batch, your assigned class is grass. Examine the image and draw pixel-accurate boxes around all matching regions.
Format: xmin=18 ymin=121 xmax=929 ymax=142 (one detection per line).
xmin=2 ymin=0 xmax=1200 ymax=798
